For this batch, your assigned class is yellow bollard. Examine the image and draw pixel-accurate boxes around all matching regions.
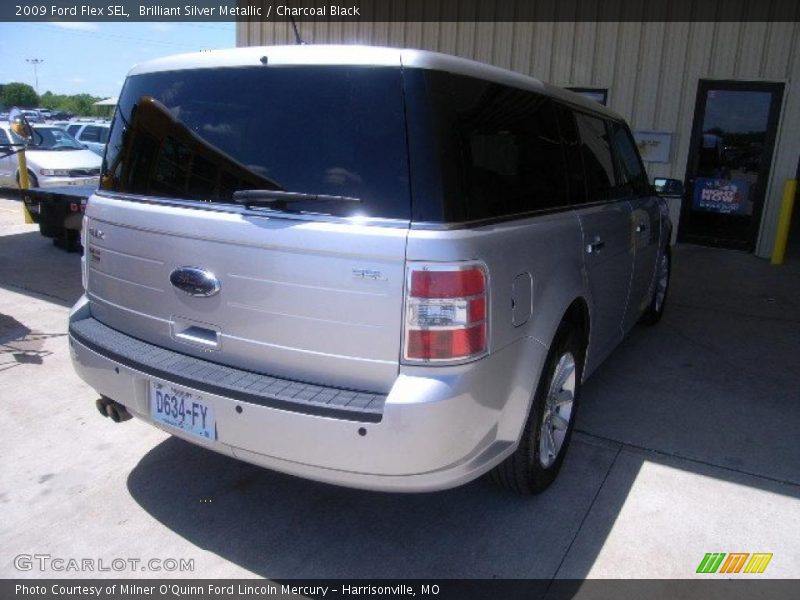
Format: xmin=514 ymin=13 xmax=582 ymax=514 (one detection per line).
xmin=18 ymin=150 xmax=35 ymax=224
xmin=771 ymin=179 xmax=797 ymax=265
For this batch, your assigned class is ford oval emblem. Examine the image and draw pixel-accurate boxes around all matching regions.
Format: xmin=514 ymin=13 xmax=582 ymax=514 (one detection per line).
xmin=169 ymin=267 xmax=221 ymax=297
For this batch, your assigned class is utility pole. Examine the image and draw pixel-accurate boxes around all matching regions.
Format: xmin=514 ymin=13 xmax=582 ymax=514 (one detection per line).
xmin=26 ymin=58 xmax=44 ymax=95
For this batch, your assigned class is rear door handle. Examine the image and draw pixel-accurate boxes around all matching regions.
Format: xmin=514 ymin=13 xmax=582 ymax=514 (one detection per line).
xmin=586 ymin=238 xmax=605 ymax=254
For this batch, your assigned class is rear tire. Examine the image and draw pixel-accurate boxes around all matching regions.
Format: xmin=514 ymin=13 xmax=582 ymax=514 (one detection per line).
xmin=641 ymin=246 xmax=671 ymax=325
xmin=490 ymin=322 xmax=584 ymax=494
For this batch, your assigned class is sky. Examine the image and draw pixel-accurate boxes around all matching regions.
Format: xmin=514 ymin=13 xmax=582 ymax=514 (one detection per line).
xmin=1 ymin=21 xmax=236 ymax=99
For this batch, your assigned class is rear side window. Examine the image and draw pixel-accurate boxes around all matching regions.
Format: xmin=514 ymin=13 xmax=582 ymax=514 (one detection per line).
xmin=610 ymin=123 xmax=650 ymax=196
xmin=460 ymin=89 xmax=567 ymax=219
xmin=574 ymin=112 xmax=617 ymax=203
xmin=66 ymin=125 xmax=80 ymax=136
xmin=414 ymin=71 xmax=568 ymax=222
xmin=555 ymin=105 xmax=588 ymax=206
xmin=103 ymin=66 xmax=411 ymax=219
xmin=80 ymin=126 xmax=101 ymax=142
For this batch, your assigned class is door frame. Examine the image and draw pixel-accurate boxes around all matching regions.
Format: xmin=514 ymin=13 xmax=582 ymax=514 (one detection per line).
xmin=679 ymin=79 xmax=785 ymax=252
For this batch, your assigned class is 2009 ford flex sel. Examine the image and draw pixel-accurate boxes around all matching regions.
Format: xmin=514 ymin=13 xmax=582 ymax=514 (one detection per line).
xmin=69 ymin=45 xmax=671 ymax=494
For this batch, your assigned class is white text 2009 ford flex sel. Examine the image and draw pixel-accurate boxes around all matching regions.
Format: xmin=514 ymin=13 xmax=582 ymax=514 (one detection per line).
xmin=69 ymin=45 xmax=671 ymax=494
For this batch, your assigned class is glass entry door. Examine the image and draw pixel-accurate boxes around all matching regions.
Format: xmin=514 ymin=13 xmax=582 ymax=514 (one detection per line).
xmin=680 ymin=81 xmax=784 ymax=251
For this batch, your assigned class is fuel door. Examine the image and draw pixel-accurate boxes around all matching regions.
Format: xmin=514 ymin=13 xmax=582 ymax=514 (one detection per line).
xmin=511 ymin=272 xmax=532 ymax=327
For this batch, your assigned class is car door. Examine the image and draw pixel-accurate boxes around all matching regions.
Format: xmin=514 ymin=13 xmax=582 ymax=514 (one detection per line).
xmin=610 ymin=123 xmax=662 ymax=331
xmin=565 ymin=110 xmax=635 ymax=372
xmin=577 ymin=201 xmax=634 ymax=370
xmin=0 ymin=128 xmax=14 ymax=185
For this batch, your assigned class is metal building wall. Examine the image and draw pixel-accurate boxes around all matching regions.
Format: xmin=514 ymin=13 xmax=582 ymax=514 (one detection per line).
xmin=237 ymin=1 xmax=800 ymax=257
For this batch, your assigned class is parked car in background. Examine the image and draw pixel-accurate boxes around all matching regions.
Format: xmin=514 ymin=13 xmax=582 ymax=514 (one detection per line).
xmin=0 ymin=124 xmax=101 ymax=188
xmin=65 ymin=121 xmax=110 ymax=156
xmin=21 ymin=110 xmax=43 ymax=123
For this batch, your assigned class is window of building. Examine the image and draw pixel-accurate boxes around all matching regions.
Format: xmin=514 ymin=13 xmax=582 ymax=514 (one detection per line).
xmin=566 ymin=88 xmax=609 ymax=106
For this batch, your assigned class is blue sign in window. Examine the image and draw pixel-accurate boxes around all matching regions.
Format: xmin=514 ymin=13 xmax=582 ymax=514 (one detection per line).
xmin=692 ymin=177 xmax=753 ymax=216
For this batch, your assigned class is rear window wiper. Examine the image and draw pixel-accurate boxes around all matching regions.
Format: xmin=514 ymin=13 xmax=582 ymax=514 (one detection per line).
xmin=232 ymin=189 xmax=362 ymax=209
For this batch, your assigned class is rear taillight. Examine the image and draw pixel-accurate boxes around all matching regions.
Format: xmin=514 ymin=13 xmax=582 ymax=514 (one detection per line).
xmin=404 ymin=262 xmax=489 ymax=362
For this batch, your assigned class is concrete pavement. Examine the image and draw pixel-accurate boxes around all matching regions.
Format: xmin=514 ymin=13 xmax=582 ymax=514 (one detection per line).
xmin=0 ymin=196 xmax=798 ymax=580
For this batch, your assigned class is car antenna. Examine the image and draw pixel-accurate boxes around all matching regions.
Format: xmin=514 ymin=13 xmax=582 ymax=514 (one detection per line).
xmin=289 ymin=15 xmax=305 ymax=45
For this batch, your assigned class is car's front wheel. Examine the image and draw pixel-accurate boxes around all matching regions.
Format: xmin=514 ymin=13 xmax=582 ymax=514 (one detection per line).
xmin=490 ymin=322 xmax=583 ymax=494
xmin=16 ymin=170 xmax=39 ymax=189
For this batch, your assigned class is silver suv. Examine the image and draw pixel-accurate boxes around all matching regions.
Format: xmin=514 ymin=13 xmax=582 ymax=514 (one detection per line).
xmin=65 ymin=121 xmax=110 ymax=157
xmin=69 ymin=46 xmax=671 ymax=494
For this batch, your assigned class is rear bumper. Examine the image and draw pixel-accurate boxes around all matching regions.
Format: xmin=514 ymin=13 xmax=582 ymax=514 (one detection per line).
xmin=69 ymin=295 xmax=546 ymax=492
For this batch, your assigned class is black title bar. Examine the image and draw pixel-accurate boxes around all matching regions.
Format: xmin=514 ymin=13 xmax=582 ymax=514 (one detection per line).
xmin=4 ymin=579 xmax=800 ymax=600
xmin=3 ymin=0 xmax=800 ymax=23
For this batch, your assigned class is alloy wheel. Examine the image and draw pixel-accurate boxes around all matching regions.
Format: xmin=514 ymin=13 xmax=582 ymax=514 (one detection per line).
xmin=538 ymin=351 xmax=576 ymax=468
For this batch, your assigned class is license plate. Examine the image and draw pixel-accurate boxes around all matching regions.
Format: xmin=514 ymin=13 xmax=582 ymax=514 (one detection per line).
xmin=150 ymin=381 xmax=215 ymax=440
xmin=65 ymin=178 xmax=97 ymax=186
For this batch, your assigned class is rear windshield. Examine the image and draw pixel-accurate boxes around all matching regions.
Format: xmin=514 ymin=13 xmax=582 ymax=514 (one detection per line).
xmin=102 ymin=66 xmax=411 ymax=219
xmin=30 ymin=127 xmax=84 ymax=151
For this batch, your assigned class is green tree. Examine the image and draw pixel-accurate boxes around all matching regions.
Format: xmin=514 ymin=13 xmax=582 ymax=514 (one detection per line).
xmin=39 ymin=90 xmax=105 ymax=117
xmin=63 ymin=93 xmax=100 ymax=116
xmin=40 ymin=90 xmax=57 ymax=106
xmin=1 ymin=82 xmax=39 ymax=108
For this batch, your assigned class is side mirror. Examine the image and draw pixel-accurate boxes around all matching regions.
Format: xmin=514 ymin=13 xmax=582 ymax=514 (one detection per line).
xmin=9 ymin=108 xmax=33 ymax=143
xmin=653 ymin=177 xmax=684 ymax=196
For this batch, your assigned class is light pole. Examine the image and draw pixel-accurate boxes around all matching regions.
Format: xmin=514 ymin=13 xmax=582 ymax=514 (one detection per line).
xmin=26 ymin=58 xmax=44 ymax=95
